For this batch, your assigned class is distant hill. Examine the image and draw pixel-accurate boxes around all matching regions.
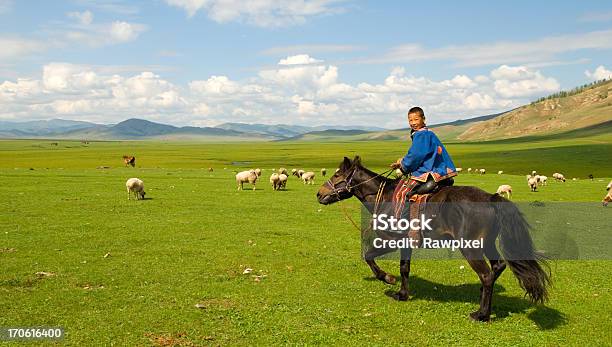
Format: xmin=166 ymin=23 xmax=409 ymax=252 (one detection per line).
xmin=458 ymin=79 xmax=612 ymax=141
xmin=0 ymin=119 xmax=99 ymax=137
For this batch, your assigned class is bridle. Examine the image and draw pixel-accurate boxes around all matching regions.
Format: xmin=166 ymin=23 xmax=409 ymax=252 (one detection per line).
xmin=324 ymin=166 xmax=396 ymax=201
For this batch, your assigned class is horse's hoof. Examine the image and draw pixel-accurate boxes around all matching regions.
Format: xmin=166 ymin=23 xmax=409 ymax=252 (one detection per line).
xmin=469 ymin=311 xmax=490 ymax=322
xmin=383 ymin=274 xmax=396 ymax=285
xmin=392 ymin=291 xmax=408 ymax=301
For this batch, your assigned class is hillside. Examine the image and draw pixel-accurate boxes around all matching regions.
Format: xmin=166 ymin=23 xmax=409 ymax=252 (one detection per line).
xmin=458 ymin=79 xmax=612 ymax=141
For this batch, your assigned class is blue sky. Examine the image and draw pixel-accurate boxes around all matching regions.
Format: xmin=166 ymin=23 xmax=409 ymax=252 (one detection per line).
xmin=1 ymin=0 xmax=611 ymax=128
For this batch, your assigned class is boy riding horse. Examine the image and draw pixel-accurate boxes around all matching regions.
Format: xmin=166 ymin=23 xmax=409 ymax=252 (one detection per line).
xmin=390 ymin=107 xmax=457 ymax=243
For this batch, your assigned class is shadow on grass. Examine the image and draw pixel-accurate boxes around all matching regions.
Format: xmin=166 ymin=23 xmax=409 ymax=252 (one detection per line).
xmin=380 ymin=275 xmax=567 ymax=329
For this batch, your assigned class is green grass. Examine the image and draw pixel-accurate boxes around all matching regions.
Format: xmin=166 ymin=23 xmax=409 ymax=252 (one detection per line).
xmin=0 ymin=138 xmax=611 ymax=345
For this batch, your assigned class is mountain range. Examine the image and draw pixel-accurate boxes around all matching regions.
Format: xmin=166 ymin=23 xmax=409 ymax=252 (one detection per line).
xmin=0 ymin=79 xmax=610 ymax=142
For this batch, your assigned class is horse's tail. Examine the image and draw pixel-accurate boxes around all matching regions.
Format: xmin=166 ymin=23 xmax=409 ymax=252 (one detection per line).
xmin=491 ymin=194 xmax=551 ymax=304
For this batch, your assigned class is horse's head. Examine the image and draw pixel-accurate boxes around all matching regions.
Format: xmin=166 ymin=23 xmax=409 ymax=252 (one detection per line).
xmin=317 ymin=156 xmax=361 ymax=205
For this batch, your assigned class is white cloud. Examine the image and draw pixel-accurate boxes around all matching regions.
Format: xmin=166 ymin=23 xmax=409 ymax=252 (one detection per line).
xmin=0 ymin=37 xmax=46 ymax=61
xmin=0 ymin=59 xmax=564 ymax=127
xmin=165 ymin=0 xmax=345 ymax=27
xmin=109 ymin=21 xmax=141 ymax=42
xmin=358 ymin=29 xmax=612 ymax=68
xmin=491 ymin=65 xmax=560 ymax=98
xmin=585 ymin=65 xmax=612 ymax=80
xmin=67 ymin=10 xmax=94 ymax=25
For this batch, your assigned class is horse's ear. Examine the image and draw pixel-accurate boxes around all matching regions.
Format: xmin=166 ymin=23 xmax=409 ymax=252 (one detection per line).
xmin=340 ymin=157 xmax=351 ymax=170
xmin=353 ymin=156 xmax=361 ymax=167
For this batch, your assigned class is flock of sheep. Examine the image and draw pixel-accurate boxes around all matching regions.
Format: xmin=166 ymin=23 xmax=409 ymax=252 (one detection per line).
xmin=122 ymin=154 xmax=611 ymax=205
xmin=235 ymin=167 xmax=326 ymax=191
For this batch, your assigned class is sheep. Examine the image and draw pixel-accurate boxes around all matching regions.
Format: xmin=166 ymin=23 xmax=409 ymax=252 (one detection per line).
xmin=236 ymin=170 xmax=257 ymax=191
xmin=539 ymin=175 xmax=548 ymax=186
xmin=532 ymin=170 xmax=537 ymax=176
xmin=254 ymin=168 xmax=262 ymax=177
xmin=321 ymin=168 xmax=327 ymax=177
xmin=302 ymin=171 xmax=315 ymax=185
xmin=126 ymin=178 xmax=146 ymax=200
xmin=467 ymin=168 xmax=472 ymax=174
xmin=269 ymin=173 xmax=280 ymax=190
xmin=292 ymin=169 xmax=301 ymax=177
xmin=603 ymin=191 xmax=612 ymax=207
xmin=496 ymin=184 xmax=512 ymax=199
xmin=278 ymin=168 xmax=288 ymax=176
xmin=291 ymin=168 xmax=297 ymax=176
xmin=528 ymin=176 xmax=538 ymax=192
xmin=479 ymin=168 xmax=486 ymax=175
xmin=208 ymin=167 xmax=214 ymax=172
xmin=278 ymin=174 xmax=288 ymax=190
xmin=297 ymin=169 xmax=305 ymax=178
xmin=497 ymin=170 xmax=504 ymax=175
xmin=123 ymin=155 xmax=136 ymax=167
xmin=552 ymin=173 xmax=566 ymax=182
xmin=456 ymin=168 xmax=462 ymax=172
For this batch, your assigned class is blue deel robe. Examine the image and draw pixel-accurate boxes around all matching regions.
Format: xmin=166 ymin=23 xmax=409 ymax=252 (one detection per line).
xmin=400 ymin=127 xmax=457 ymax=182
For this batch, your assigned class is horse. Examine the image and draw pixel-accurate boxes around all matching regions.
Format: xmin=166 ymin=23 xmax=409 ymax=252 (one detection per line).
xmin=316 ymin=156 xmax=551 ymax=322
xmin=123 ymin=155 xmax=136 ymax=167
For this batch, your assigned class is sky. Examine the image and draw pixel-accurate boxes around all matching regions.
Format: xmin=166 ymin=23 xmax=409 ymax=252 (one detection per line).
xmin=1 ymin=0 xmax=612 ymax=128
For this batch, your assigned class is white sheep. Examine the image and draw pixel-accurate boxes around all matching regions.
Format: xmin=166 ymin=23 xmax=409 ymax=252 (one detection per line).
xmin=254 ymin=168 xmax=262 ymax=177
xmin=278 ymin=167 xmax=288 ymax=176
xmin=302 ymin=171 xmax=315 ymax=184
xmin=552 ymin=173 xmax=566 ymax=182
xmin=539 ymin=175 xmax=548 ymax=186
xmin=126 ymin=178 xmax=146 ymax=200
xmin=278 ymin=174 xmax=288 ymax=190
xmin=321 ymin=168 xmax=327 ymax=177
xmin=269 ymin=173 xmax=280 ymax=190
xmin=456 ymin=167 xmax=463 ymax=172
xmin=528 ymin=176 xmax=538 ymax=192
xmin=497 ymin=170 xmax=503 ymax=175
xmin=496 ymin=184 xmax=512 ymax=199
xmin=291 ymin=168 xmax=297 ymax=176
xmin=479 ymin=168 xmax=486 ymax=175
xmin=467 ymin=168 xmax=472 ymax=174
xmin=297 ymin=169 xmax=305 ymax=178
xmin=236 ymin=170 xmax=257 ymax=191
xmin=532 ymin=170 xmax=537 ymax=176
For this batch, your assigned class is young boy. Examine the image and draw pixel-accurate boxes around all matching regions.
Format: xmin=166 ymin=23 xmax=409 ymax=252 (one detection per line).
xmin=390 ymin=107 xmax=457 ymax=241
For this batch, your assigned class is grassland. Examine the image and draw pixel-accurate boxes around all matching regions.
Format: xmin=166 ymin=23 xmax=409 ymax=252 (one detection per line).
xmin=1 ymin=134 xmax=611 ymax=345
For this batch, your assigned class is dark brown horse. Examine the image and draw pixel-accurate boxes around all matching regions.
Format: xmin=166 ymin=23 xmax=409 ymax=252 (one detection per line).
xmin=317 ymin=156 xmax=551 ymax=321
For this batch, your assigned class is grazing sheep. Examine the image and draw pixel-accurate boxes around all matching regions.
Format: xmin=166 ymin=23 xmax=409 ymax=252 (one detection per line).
xmin=552 ymin=173 xmax=566 ymax=182
xmin=497 ymin=170 xmax=503 ymax=175
xmin=302 ymin=171 xmax=315 ymax=184
xmin=278 ymin=174 xmax=288 ymax=190
xmin=603 ymin=191 xmax=612 ymax=206
xmin=291 ymin=168 xmax=298 ymax=176
xmin=126 ymin=178 xmax=146 ymax=200
xmin=467 ymin=168 xmax=472 ymax=174
xmin=532 ymin=170 xmax=537 ymax=176
xmin=236 ymin=170 xmax=258 ymax=191
xmin=496 ymin=184 xmax=512 ymax=199
xmin=528 ymin=176 xmax=538 ymax=192
xmin=269 ymin=173 xmax=280 ymax=190
xmin=278 ymin=168 xmax=288 ymax=176
xmin=479 ymin=168 xmax=486 ymax=175
xmin=298 ymin=169 xmax=305 ymax=178
xmin=539 ymin=175 xmax=548 ymax=186
xmin=254 ymin=168 xmax=262 ymax=177
xmin=208 ymin=167 xmax=214 ymax=172
xmin=321 ymin=168 xmax=327 ymax=177
xmin=456 ymin=168 xmax=463 ymax=172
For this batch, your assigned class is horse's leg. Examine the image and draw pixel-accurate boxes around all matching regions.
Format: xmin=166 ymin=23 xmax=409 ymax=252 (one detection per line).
xmin=364 ymin=246 xmax=397 ymax=285
xmin=394 ymin=247 xmax=413 ymax=301
xmin=462 ymin=248 xmax=494 ymax=322
xmin=484 ymin=240 xmax=506 ymax=283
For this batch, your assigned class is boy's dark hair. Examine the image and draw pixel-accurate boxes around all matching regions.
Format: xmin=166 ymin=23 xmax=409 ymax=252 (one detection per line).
xmin=408 ymin=106 xmax=425 ymax=119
